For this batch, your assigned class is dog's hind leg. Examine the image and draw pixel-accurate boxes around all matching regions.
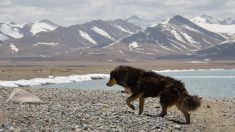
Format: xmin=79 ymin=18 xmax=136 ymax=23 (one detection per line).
xmin=176 ymin=105 xmax=191 ymax=124
xmin=138 ymin=96 xmax=145 ymax=115
xmin=126 ymin=92 xmax=144 ymax=111
xmin=159 ymin=93 xmax=175 ymax=117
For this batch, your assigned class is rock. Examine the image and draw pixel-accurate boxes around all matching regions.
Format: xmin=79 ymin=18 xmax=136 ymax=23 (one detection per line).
xmin=174 ymin=124 xmax=181 ymax=130
xmin=207 ymin=105 xmax=211 ymax=108
xmin=7 ymin=88 xmax=43 ymax=104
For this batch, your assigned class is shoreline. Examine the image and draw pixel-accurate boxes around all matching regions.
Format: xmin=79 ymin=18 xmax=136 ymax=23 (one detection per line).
xmin=1 ymin=60 xmax=235 ymax=81
xmin=1 ymin=68 xmax=235 ymax=89
xmin=0 ymin=88 xmax=235 ymax=131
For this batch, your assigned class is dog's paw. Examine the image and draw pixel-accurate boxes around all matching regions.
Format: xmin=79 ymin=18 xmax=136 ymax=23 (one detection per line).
xmin=159 ymin=112 xmax=167 ymax=117
xmin=130 ymin=105 xmax=135 ymax=110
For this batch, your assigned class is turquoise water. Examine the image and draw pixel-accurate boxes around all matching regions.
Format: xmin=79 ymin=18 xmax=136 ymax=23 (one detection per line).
xmin=40 ymin=69 xmax=235 ymax=97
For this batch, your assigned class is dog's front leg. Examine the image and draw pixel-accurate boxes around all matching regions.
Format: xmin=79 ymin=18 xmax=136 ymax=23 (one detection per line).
xmin=126 ymin=93 xmax=144 ymax=111
xmin=138 ymin=96 xmax=145 ymax=115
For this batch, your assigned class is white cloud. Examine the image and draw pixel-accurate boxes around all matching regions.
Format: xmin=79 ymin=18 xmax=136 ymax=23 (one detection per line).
xmin=0 ymin=0 xmax=234 ymax=26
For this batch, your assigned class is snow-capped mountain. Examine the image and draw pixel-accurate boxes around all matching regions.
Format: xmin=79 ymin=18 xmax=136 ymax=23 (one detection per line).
xmin=0 ymin=19 xmax=142 ymax=58
xmin=22 ymin=19 xmax=59 ymax=36
xmin=221 ymin=18 xmax=235 ymax=25
xmin=0 ymin=21 xmax=24 ymax=41
xmin=191 ymin=15 xmax=221 ymax=24
xmin=108 ymin=15 xmax=227 ymax=57
xmin=1 ymin=15 xmax=235 ymax=61
xmin=191 ymin=15 xmax=235 ymax=36
xmin=0 ymin=20 xmax=60 ymax=41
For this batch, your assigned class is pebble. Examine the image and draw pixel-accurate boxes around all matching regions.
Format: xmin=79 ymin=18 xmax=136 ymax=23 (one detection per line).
xmin=174 ymin=124 xmax=181 ymax=130
xmin=0 ymin=88 xmax=234 ymax=131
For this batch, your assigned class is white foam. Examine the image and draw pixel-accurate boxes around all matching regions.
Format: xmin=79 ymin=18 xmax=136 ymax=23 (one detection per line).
xmin=0 ymin=74 xmax=109 ymax=88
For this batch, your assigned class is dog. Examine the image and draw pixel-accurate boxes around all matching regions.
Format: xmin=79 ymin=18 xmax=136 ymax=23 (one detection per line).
xmin=106 ymin=66 xmax=201 ymax=124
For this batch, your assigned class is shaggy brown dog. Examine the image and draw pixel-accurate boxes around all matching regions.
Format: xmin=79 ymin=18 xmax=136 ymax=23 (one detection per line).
xmin=106 ymin=66 xmax=201 ymax=124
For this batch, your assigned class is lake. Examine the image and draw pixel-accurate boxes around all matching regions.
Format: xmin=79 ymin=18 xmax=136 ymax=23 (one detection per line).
xmin=39 ymin=69 xmax=235 ymax=98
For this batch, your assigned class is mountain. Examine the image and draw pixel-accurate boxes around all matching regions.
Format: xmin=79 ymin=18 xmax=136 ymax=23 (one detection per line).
xmin=221 ymin=18 xmax=235 ymax=25
xmin=195 ymin=41 xmax=235 ymax=59
xmin=21 ymin=19 xmax=59 ymax=36
xmin=106 ymin=15 xmax=227 ymax=57
xmin=0 ymin=21 xmax=24 ymax=41
xmin=232 ymin=34 xmax=235 ymax=40
xmin=1 ymin=15 xmax=235 ymax=61
xmin=191 ymin=15 xmax=235 ymax=36
xmin=191 ymin=15 xmax=221 ymax=24
xmin=0 ymin=20 xmax=60 ymax=42
xmin=126 ymin=16 xmax=155 ymax=29
xmin=0 ymin=19 xmax=142 ymax=58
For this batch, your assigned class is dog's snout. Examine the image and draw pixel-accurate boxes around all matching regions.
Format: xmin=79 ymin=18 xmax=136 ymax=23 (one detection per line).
xmin=106 ymin=79 xmax=116 ymax=87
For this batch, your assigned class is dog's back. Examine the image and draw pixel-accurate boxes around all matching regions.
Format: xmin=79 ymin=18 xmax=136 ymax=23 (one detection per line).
xmin=138 ymin=71 xmax=185 ymax=97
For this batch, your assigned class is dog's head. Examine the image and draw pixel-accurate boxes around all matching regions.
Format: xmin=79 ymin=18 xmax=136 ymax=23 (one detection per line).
xmin=106 ymin=66 xmax=128 ymax=87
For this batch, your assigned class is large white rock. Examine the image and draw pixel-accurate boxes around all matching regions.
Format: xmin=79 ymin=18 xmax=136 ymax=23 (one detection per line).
xmin=7 ymin=88 xmax=43 ymax=104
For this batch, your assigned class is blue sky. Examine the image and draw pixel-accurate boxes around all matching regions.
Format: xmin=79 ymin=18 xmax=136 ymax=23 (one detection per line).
xmin=0 ymin=0 xmax=234 ymax=26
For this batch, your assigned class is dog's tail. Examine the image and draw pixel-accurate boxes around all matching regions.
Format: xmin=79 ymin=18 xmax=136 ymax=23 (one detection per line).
xmin=180 ymin=93 xmax=201 ymax=111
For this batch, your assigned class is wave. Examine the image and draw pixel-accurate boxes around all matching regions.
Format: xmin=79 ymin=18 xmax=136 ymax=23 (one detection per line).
xmin=0 ymin=74 xmax=109 ymax=88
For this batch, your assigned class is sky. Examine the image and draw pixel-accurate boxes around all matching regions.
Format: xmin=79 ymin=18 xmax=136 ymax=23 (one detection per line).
xmin=0 ymin=0 xmax=235 ymax=26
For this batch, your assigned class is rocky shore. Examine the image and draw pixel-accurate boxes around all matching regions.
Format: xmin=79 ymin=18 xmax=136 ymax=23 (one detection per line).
xmin=0 ymin=88 xmax=235 ymax=131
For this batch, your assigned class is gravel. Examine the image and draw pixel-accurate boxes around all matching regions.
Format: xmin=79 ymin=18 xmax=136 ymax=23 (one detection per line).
xmin=0 ymin=88 xmax=234 ymax=131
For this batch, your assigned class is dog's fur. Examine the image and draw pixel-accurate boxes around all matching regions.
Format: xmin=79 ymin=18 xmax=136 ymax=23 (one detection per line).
xmin=106 ymin=66 xmax=201 ymax=124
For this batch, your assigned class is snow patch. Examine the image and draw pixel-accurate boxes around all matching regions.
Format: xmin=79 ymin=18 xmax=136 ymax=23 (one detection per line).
xmin=31 ymin=21 xmax=57 ymax=35
xmin=113 ymin=25 xmax=133 ymax=34
xmin=9 ymin=44 xmax=19 ymax=53
xmin=181 ymin=32 xmax=198 ymax=44
xmin=92 ymin=26 xmax=115 ymax=40
xmin=129 ymin=41 xmax=140 ymax=48
xmin=0 ymin=23 xmax=23 ymax=38
xmin=34 ymin=42 xmax=59 ymax=46
xmin=79 ymin=30 xmax=97 ymax=45
xmin=170 ymin=30 xmax=186 ymax=43
xmin=193 ymin=22 xmax=235 ymax=35
xmin=183 ymin=25 xmax=200 ymax=32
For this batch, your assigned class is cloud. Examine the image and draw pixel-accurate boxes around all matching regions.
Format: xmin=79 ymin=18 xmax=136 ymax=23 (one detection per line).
xmin=0 ymin=0 xmax=234 ymax=26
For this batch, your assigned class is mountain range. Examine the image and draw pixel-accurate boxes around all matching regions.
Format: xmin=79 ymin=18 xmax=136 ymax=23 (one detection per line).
xmin=0 ymin=15 xmax=235 ymax=61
